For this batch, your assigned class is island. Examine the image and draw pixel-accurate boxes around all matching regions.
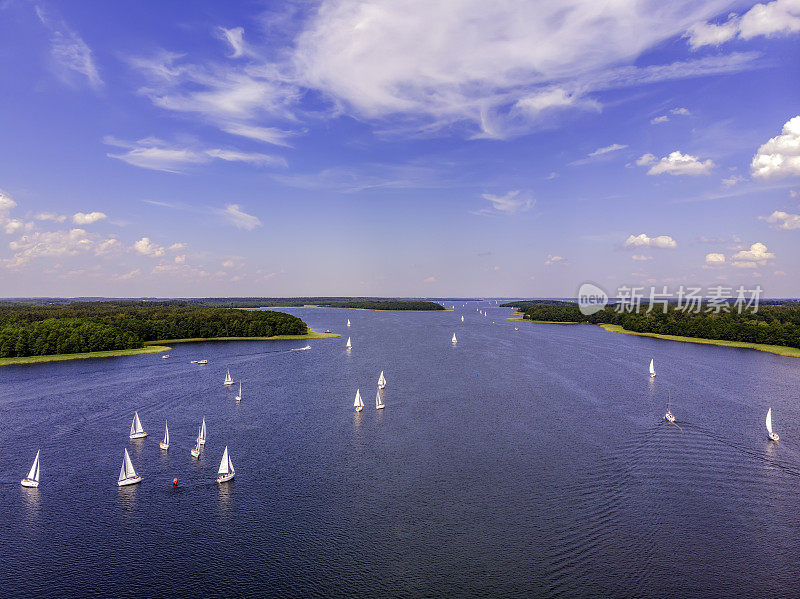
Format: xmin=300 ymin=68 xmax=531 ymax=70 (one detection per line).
xmin=502 ymin=300 xmax=800 ymax=358
xmin=0 ymin=301 xmax=338 ymax=366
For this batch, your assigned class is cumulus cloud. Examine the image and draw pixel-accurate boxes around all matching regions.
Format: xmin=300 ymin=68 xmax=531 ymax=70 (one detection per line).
xmin=220 ymin=204 xmax=262 ymax=230
xmin=759 ymin=210 xmax=800 ymax=229
xmin=705 ymin=252 xmax=726 ymax=267
xmin=72 ymin=211 xmax=107 ymax=225
xmin=104 ymin=137 xmax=286 ymax=173
xmin=624 ymin=233 xmax=678 ymax=249
xmin=133 ymin=237 xmax=166 ymax=257
xmin=686 ymin=0 xmax=800 ymax=49
xmin=751 ymin=116 xmax=800 ymax=179
xmin=6 ymin=228 xmax=118 ymax=267
xmin=731 ymin=242 xmax=775 ymax=268
xmin=34 ymin=212 xmax=67 ymax=222
xmin=544 ymin=254 xmax=567 ymax=265
xmin=636 ymin=151 xmax=714 ymax=175
xmin=476 ymin=190 xmax=534 ymax=215
xmin=35 ymin=5 xmax=103 ymax=90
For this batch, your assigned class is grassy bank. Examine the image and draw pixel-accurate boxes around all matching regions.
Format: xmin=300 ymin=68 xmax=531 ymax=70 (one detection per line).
xmin=507 ymin=317 xmax=582 ymax=324
xmin=0 ymin=345 xmax=171 ymax=366
xmin=599 ymin=323 xmax=800 ymax=358
xmin=0 ymin=329 xmax=338 ymax=366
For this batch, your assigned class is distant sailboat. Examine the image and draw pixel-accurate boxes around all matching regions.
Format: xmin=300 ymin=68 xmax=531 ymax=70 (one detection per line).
xmin=664 ymin=392 xmax=675 ymax=423
xmin=199 ymin=417 xmax=207 ymax=445
xmin=20 ymin=450 xmax=40 ymax=488
xmin=347 ymin=319 xmax=351 ymax=327
xmin=129 ymin=411 xmax=147 ymax=439
xmin=118 ymin=448 xmax=141 ymax=486
xmin=461 ymin=315 xmax=464 ymax=322
xmin=354 ymin=388 xmax=364 ymax=412
xmin=767 ymin=408 xmax=779 ymax=441
xmin=451 ymin=333 xmax=458 ymax=344
xmin=375 ymin=389 xmax=385 ymax=410
xmin=378 ymin=370 xmax=387 ymax=390
xmin=224 ymin=369 xmax=234 ymax=386
xmin=649 ymin=358 xmax=656 ymax=378
xmin=235 ymin=382 xmax=242 ymax=402
xmin=216 ymin=446 xmax=235 ymax=484
xmin=160 ymin=421 xmax=170 ymax=450
xmin=162 ymin=354 xmax=170 ymax=359
xmin=346 ymin=337 xmax=352 ymax=350
xmin=198 ymin=360 xmax=208 ymax=365
xmin=191 ymin=426 xmax=201 ymax=458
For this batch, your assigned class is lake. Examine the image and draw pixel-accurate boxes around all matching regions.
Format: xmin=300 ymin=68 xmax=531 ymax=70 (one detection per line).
xmin=2 ymin=303 xmax=799 ymax=597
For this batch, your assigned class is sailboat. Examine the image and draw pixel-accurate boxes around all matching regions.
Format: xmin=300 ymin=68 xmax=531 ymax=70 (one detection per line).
xmin=766 ymin=408 xmax=779 ymax=441
xmin=117 ymin=448 xmax=142 ymax=486
xmin=347 ymin=319 xmax=351 ymax=327
xmin=649 ymin=358 xmax=656 ymax=378
xmin=21 ymin=450 xmax=40 ymax=488
xmin=378 ymin=370 xmax=387 ymax=390
xmin=346 ymin=337 xmax=352 ymax=350
xmin=451 ymin=333 xmax=458 ymax=344
xmin=216 ymin=446 xmax=235 ymax=483
xmin=224 ymin=369 xmax=234 ymax=386
xmin=461 ymin=315 xmax=464 ymax=322
xmin=191 ymin=426 xmax=201 ymax=458
xmin=199 ymin=417 xmax=207 ymax=445
xmin=375 ymin=389 xmax=385 ymax=410
xmin=354 ymin=388 xmax=364 ymax=412
xmin=159 ymin=421 xmax=170 ymax=450
xmin=129 ymin=411 xmax=147 ymax=439
xmin=664 ymin=392 xmax=675 ymax=423
xmin=235 ymin=382 xmax=242 ymax=402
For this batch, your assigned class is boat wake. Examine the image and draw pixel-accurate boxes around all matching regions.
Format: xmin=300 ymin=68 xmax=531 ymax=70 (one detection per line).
xmin=290 ymin=345 xmax=312 ymax=351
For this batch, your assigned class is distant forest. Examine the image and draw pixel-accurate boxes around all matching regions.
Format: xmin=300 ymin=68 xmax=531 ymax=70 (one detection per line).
xmin=0 ymin=302 xmax=307 ymax=358
xmin=503 ymin=301 xmax=800 ymax=349
xmin=0 ymin=297 xmax=446 ymax=311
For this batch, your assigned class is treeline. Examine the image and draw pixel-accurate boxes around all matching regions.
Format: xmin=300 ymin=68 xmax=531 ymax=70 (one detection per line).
xmin=511 ymin=302 xmax=800 ymax=349
xmin=0 ymin=302 xmax=307 ymax=358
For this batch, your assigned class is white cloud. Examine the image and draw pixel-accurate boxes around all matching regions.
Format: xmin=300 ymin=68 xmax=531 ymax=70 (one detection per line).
xmin=686 ymin=0 xmax=800 ymax=49
xmin=220 ymin=204 xmax=262 ymax=230
xmin=34 ymin=212 xmax=67 ymax=222
xmin=35 ymin=6 xmax=102 ymax=90
xmin=6 ymin=228 xmax=118 ymax=267
xmin=174 ymin=254 xmax=186 ymax=264
xmin=588 ymin=143 xmax=628 ymax=158
xmin=126 ymin=1 xmax=746 ymax=141
xmin=72 ymin=211 xmax=107 ymax=225
xmin=133 ymin=237 xmax=166 ymax=257
xmin=705 ymin=252 xmax=726 ymax=266
xmin=632 ymin=254 xmax=653 ymax=261
xmin=650 ymin=107 xmax=691 ymax=124
xmin=423 ymin=276 xmax=436 ymax=283
xmin=722 ymin=174 xmax=744 ymax=187
xmin=759 ymin=210 xmax=800 ymax=229
xmin=636 ymin=150 xmax=714 ymax=175
xmin=218 ymin=27 xmax=246 ymax=58
xmin=477 ymin=190 xmax=534 ymax=215
xmin=751 ymin=116 xmax=800 ymax=179
xmin=651 ymin=115 xmax=670 ymax=124
xmin=544 ymin=254 xmax=567 ymax=265
xmin=671 ymin=107 xmax=691 ymax=116
xmin=624 ymin=233 xmax=678 ymax=249
xmin=112 ymin=268 xmax=141 ymax=281
xmin=731 ymin=242 xmax=775 ymax=268
xmin=105 ymin=137 xmax=286 ymax=173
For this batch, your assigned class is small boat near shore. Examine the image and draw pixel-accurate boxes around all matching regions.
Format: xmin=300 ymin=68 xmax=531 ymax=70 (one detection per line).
xmin=649 ymin=358 xmax=656 ymax=378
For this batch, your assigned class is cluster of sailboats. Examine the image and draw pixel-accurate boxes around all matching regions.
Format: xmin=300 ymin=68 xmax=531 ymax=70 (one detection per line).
xmin=354 ymin=370 xmax=387 ymax=412
xmin=117 ymin=411 xmax=234 ymax=486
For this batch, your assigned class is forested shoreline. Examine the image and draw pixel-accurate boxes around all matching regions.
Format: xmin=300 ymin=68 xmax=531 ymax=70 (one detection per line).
xmin=0 ymin=302 xmax=307 ymax=358
xmin=503 ymin=301 xmax=800 ymax=350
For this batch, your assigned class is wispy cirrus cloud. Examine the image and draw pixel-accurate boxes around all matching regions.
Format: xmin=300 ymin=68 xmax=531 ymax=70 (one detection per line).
xmin=35 ymin=4 xmax=103 ymax=90
xmin=472 ymin=190 xmax=534 ymax=216
xmin=686 ymin=0 xmax=800 ymax=49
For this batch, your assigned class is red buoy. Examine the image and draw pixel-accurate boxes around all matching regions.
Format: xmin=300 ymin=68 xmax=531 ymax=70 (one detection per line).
xmin=173 ymin=478 xmax=178 ymax=487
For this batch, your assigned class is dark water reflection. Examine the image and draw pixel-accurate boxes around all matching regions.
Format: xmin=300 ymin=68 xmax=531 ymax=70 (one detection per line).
xmin=1 ymin=303 xmax=799 ymax=597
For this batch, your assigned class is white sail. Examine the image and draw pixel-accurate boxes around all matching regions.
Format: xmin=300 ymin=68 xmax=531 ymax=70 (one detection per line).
xmin=346 ymin=336 xmax=352 ymax=349
xmin=218 ymin=446 xmax=230 ymax=475
xmin=766 ymin=408 xmax=774 ymax=435
xmin=236 ymin=382 xmax=242 ymax=400
xmin=163 ymin=422 xmax=169 ymax=445
xmin=649 ymin=358 xmax=656 ymax=376
xmin=354 ymin=388 xmax=364 ymax=408
xmin=347 ymin=319 xmax=351 ymax=327
xmin=119 ymin=448 xmax=137 ymax=482
xmin=27 ymin=450 xmax=40 ymax=482
xmin=461 ymin=315 xmax=464 ymax=322
xmin=133 ymin=412 xmax=144 ymax=434
xmin=378 ymin=371 xmax=386 ymax=388
xmin=452 ymin=333 xmax=457 ymax=344
xmin=200 ymin=417 xmax=207 ymax=442
xmin=228 ymin=453 xmax=235 ymax=475
xmin=224 ymin=369 xmax=234 ymax=385
xmin=376 ymin=389 xmax=385 ymax=409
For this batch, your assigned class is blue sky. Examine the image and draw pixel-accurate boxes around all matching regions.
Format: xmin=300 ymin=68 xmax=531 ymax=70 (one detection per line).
xmin=0 ymin=0 xmax=798 ymax=297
